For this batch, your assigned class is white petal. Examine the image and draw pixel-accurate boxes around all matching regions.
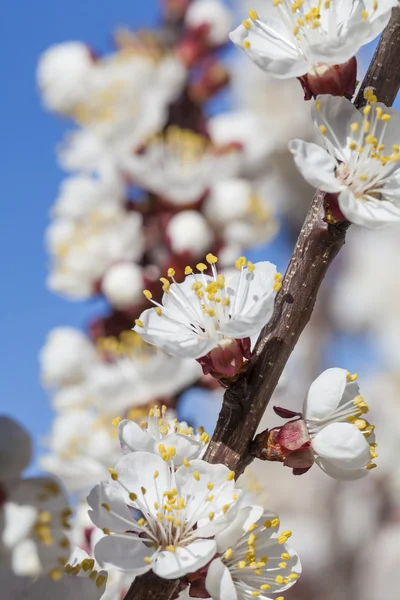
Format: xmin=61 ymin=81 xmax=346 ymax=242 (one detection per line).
xmin=312 ymin=422 xmax=371 ymax=469
xmin=87 ymin=482 xmax=134 ymax=533
xmin=153 ymin=539 xmax=217 ymax=579
xmin=118 ymin=420 xmax=154 ymax=453
xmin=220 ymin=262 xmax=277 ymax=338
xmin=111 ymin=451 xmax=170 ymax=513
xmin=288 ymin=140 xmax=341 ymax=193
xmin=205 ymin=557 xmax=238 ymax=600
xmin=382 ymin=171 xmax=400 ymax=203
xmin=135 ymin=307 xmax=216 ymax=359
xmin=338 ymin=187 xmax=400 ymax=229
xmin=229 ymin=23 xmax=309 ymax=79
xmin=303 ymin=368 xmax=348 ymax=420
xmin=311 ymin=95 xmax=361 ymax=162
xmin=153 ymin=433 xmax=203 ymax=466
xmin=315 ymin=458 xmax=368 ymax=480
xmin=214 ymin=505 xmax=264 ymax=552
xmin=176 ymin=460 xmax=234 ymax=522
xmin=94 ymin=534 xmax=152 ymax=574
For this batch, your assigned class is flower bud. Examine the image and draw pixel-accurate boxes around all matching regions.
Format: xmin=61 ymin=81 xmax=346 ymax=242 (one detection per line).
xmin=166 ymin=211 xmax=214 ymax=258
xmin=37 ymin=42 xmax=95 ymax=113
xmin=101 ymin=263 xmax=143 ymax=310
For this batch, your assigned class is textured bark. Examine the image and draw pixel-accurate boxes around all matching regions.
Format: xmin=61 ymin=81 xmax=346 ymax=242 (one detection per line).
xmin=124 ymin=571 xmax=180 ymax=600
xmin=124 ymin=8 xmax=400 ymax=600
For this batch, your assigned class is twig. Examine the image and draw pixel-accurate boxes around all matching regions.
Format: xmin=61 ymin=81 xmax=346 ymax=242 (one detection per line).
xmin=123 ymin=8 xmax=400 ymax=600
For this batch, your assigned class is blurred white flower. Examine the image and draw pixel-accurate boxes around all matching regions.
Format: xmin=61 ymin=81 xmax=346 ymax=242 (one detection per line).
xmin=88 ymin=452 xmax=241 ymax=578
xmin=101 ymin=262 xmax=143 ymax=310
xmin=205 ymin=506 xmax=301 ymax=600
xmin=40 ymin=327 xmax=96 ymax=388
xmin=230 ymin=2 xmax=397 ymax=79
xmin=46 ymin=209 xmax=144 ymax=299
xmin=205 ymin=179 xmax=277 ymax=248
xmin=166 ymin=210 xmax=215 ymax=257
xmin=208 ymin=111 xmax=275 ymax=174
xmin=52 ymin=173 xmax=125 ymax=221
xmin=134 ymin=255 xmax=280 ymax=376
xmin=185 ymin=0 xmax=233 ymax=46
xmin=4 ymin=546 xmax=108 ymax=600
xmin=289 ymin=94 xmax=400 ymax=228
xmin=57 ymin=50 xmax=186 ymax=173
xmin=0 ymin=417 xmax=72 ymax=580
xmin=122 ymin=126 xmax=241 ymax=206
xmin=117 ymin=404 xmax=207 ymax=466
xmin=37 ymin=42 xmax=94 ymax=113
xmin=40 ymin=409 xmax=121 ymax=493
xmin=89 ymin=333 xmax=202 ymax=413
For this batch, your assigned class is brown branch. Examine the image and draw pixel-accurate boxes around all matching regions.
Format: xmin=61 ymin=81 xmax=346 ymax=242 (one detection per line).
xmin=124 ymin=8 xmax=400 ymax=600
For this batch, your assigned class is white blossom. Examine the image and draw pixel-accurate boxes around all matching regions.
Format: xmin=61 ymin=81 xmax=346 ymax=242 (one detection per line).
xmin=185 ymin=0 xmax=233 ymax=46
xmin=134 ymin=255 xmax=280 ymax=376
xmin=46 ymin=209 xmax=144 ymax=299
xmin=57 ymin=51 xmax=186 ymax=174
xmin=52 ymin=173 xmax=125 ymax=221
xmin=289 ymin=94 xmax=400 ymax=228
xmin=205 ymin=506 xmax=301 ymax=600
xmin=121 ymin=126 xmax=241 ymax=206
xmin=40 ymin=327 xmax=96 ymax=388
xmin=37 ymin=42 xmax=94 ymax=113
xmin=88 ymin=452 xmax=242 ymax=578
xmin=101 ymin=263 xmax=143 ymax=309
xmin=40 ymin=409 xmax=121 ymax=493
xmin=90 ymin=332 xmax=202 ymax=413
xmin=304 ymin=368 xmax=377 ymax=480
xmin=229 ymin=1 xmax=397 ymax=79
xmin=117 ymin=404 xmax=207 ymax=466
xmin=166 ymin=211 xmax=215 ymax=257
xmin=207 ymin=111 xmax=275 ymax=174
xmin=204 ymin=179 xmax=277 ymax=248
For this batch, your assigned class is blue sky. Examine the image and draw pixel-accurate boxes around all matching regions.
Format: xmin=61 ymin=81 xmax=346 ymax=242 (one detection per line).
xmin=0 ymin=1 xmax=159 ymax=457
xmin=0 ymin=1 xmax=396 ymax=464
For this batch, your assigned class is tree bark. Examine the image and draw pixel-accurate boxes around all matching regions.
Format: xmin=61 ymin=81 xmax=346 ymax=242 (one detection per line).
xmin=123 ymin=7 xmax=400 ymax=600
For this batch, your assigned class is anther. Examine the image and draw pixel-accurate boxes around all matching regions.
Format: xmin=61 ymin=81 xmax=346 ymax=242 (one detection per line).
xmin=108 ymin=468 xmax=118 ymax=481
xmin=206 ymin=253 xmax=218 ymax=264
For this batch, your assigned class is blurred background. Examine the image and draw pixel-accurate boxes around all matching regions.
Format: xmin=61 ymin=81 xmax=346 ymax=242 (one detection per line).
xmin=1 ymin=0 xmax=400 ymax=599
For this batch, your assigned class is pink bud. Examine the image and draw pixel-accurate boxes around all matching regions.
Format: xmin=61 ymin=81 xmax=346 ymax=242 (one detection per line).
xmin=276 ymin=419 xmax=311 ymax=452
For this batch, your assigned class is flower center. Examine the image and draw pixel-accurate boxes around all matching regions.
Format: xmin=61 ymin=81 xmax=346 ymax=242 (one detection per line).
xmin=317 ymin=90 xmax=400 ymax=201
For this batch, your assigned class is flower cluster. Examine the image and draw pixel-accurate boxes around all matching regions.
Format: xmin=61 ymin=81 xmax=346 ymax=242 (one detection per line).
xmin=87 ymin=449 xmax=301 ymax=599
